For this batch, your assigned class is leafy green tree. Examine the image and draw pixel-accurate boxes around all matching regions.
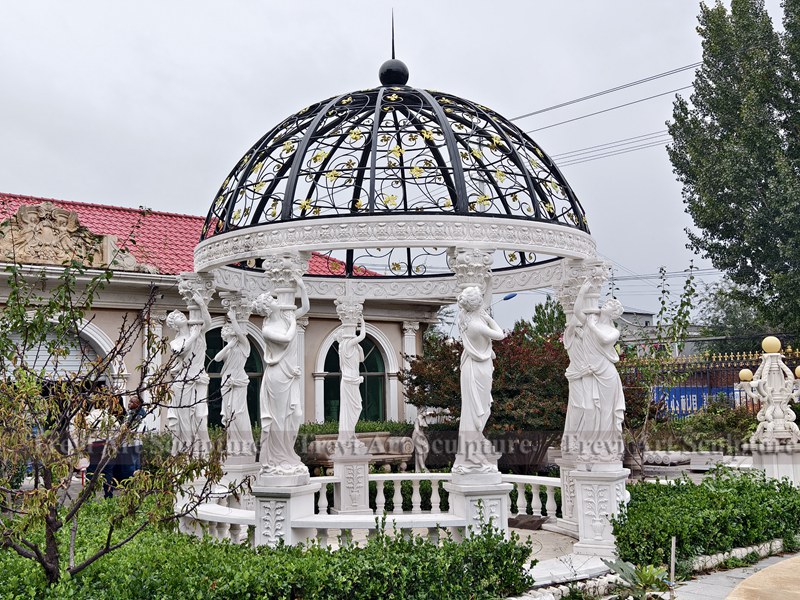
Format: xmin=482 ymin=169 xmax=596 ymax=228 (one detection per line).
xmin=667 ymin=0 xmax=800 ymax=333
xmin=0 ymin=260 xmax=232 ymax=585
xmin=512 ymin=296 xmax=566 ymax=342
xmin=696 ymin=278 xmax=777 ymax=353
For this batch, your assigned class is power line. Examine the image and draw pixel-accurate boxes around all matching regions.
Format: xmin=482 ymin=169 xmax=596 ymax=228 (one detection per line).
xmin=526 ymin=86 xmax=692 ymax=134
xmin=550 ymin=130 xmax=668 ymax=159
xmin=558 ymin=138 xmax=672 ymax=166
xmin=510 ymin=62 xmax=701 ymax=122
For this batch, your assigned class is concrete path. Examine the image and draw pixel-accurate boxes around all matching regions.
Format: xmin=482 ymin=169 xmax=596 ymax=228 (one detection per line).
xmin=675 ymin=553 xmax=800 ymax=599
xmin=726 ymin=554 xmax=800 ymax=600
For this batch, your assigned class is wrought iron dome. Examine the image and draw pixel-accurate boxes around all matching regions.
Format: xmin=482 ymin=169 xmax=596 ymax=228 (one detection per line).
xmin=196 ymin=59 xmax=593 ymax=281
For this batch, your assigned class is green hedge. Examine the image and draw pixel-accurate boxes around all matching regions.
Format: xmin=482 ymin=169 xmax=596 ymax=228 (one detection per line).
xmin=613 ymin=468 xmax=800 ymax=569
xmin=0 ymin=500 xmax=534 ymax=599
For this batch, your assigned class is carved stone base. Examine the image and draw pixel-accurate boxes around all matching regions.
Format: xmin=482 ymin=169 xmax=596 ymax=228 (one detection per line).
xmin=257 ymin=472 xmax=311 ymax=487
xmin=332 ymin=453 xmax=373 ymax=515
xmin=552 ymin=457 xmax=579 ymax=538
xmin=443 ymin=481 xmax=513 ymax=540
xmin=744 ymin=442 xmax=800 ymax=486
xmin=219 ymin=461 xmax=260 ymax=511
xmin=571 ymin=466 xmax=630 ymax=558
xmin=251 ymin=482 xmax=321 ymax=547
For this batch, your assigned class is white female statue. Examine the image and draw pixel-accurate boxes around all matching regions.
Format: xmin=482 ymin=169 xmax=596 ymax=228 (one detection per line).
xmin=336 ymin=317 xmax=367 ymax=451
xmin=251 ymin=274 xmax=309 ymax=476
xmin=563 ymin=275 xmax=626 ymax=460
xmin=166 ymin=289 xmax=212 ymax=457
xmin=213 ymin=309 xmax=255 ymax=460
xmin=452 ymin=286 xmax=506 ymax=474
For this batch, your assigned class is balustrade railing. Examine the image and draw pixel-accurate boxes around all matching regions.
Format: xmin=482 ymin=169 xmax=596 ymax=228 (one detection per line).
xmin=184 ymin=471 xmax=563 ymax=545
xmin=502 ymin=474 xmax=561 ymax=520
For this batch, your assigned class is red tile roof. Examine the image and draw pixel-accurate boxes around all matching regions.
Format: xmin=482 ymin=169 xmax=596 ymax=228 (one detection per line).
xmin=0 ymin=193 xmax=378 ymax=277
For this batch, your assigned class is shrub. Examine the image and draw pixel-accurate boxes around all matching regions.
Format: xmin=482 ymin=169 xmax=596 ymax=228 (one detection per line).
xmin=0 ymin=499 xmax=534 ymax=599
xmin=612 ymin=468 xmax=800 ymax=567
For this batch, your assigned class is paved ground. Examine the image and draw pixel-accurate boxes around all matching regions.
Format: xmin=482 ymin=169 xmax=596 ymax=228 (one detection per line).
xmin=675 ymin=552 xmax=800 ymax=600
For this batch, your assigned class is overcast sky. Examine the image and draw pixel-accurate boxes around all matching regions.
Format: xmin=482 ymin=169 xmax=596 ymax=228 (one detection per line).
xmin=0 ymin=1 xmax=785 ymax=328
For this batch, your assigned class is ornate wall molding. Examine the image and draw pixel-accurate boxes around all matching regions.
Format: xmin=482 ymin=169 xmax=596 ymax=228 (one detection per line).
xmin=194 ymin=215 xmax=597 ymax=274
xmin=209 ymin=260 xmax=568 ymax=301
xmin=0 ymin=202 xmax=157 ymax=272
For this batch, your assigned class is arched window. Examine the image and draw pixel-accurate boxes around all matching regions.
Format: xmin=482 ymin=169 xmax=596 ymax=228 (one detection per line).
xmin=204 ymin=328 xmax=263 ymax=429
xmin=323 ymin=337 xmax=385 ymax=422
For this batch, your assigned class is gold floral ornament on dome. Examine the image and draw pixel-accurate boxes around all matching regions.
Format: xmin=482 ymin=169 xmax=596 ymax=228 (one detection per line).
xmin=340 ymin=96 xmax=353 ymax=105
xmin=386 ymin=93 xmax=401 ymax=101
xmin=409 ymin=166 xmax=424 ymax=178
xmin=384 ymin=194 xmax=398 ymax=208
xmin=348 ymin=128 xmax=363 ymax=142
xmin=389 ymin=146 xmax=404 ymax=158
xmin=311 ymin=150 xmax=329 ymax=164
xmin=282 ymin=141 xmax=296 ymax=153
xmin=298 ymin=199 xmax=312 ymax=212
xmin=421 ymin=129 xmax=434 ymax=141
xmin=325 ymin=170 xmax=341 ymax=182
xmin=476 ymin=195 xmax=490 ymax=207
xmin=489 ymin=135 xmax=505 ymax=151
xmin=495 ymin=169 xmax=506 ymax=183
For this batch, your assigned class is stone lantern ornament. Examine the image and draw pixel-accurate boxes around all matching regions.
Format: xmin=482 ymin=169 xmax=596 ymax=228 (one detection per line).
xmin=739 ymin=336 xmax=800 ymax=485
xmin=187 ymin=55 xmax=628 ymax=550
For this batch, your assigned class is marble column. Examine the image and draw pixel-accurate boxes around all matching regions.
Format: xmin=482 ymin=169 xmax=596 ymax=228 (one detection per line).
xmin=402 ymin=320 xmax=420 ymax=422
xmin=331 ymin=294 xmax=372 ymax=514
xmin=217 ymin=291 xmax=257 ymax=467
xmin=140 ymin=310 xmax=166 ymax=432
xmin=442 ymin=246 xmax=512 ymax=538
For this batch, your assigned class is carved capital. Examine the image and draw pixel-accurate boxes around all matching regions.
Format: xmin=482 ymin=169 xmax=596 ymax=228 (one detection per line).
xmin=262 ymin=251 xmax=310 ymax=290
xmin=447 ymin=247 xmax=494 ymax=292
xmin=556 ymin=258 xmax=609 ymax=315
xmin=177 ymin=272 xmax=215 ymax=308
xmin=296 ymin=316 xmax=309 ymax=332
xmin=219 ymin=290 xmax=253 ymax=321
xmin=402 ymin=320 xmax=420 ymax=335
xmin=335 ymin=296 xmax=364 ymax=328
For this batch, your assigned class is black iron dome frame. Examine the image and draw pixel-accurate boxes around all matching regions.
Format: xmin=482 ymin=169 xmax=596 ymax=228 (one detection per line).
xmin=201 ymin=60 xmax=588 ymax=278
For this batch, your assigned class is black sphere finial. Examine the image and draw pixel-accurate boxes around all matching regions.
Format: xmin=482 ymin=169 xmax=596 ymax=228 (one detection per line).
xmin=379 ymin=59 xmax=409 ymax=86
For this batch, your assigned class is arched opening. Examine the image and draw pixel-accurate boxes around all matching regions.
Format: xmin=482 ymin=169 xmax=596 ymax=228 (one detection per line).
xmin=323 ymin=336 xmax=386 ymax=422
xmin=204 ymin=328 xmax=263 ymax=429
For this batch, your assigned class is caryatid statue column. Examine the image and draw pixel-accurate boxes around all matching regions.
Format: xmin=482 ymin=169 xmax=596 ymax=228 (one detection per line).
xmin=216 ymin=291 xmax=257 ymax=464
xmin=330 ymin=291 xmax=373 ymax=515
xmin=166 ymin=273 xmax=214 ymax=457
xmin=556 ymin=258 xmax=630 ymax=557
xmin=254 ymin=251 xmax=311 ymax=483
xmin=443 ymin=247 xmax=512 ymax=538
xmin=251 ymin=251 xmax=320 ymax=548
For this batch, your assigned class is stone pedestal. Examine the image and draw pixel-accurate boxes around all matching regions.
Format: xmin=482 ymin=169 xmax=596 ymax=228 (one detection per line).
xmin=571 ymin=464 xmax=630 ymax=558
xmin=252 ymin=481 xmax=320 ymax=547
xmin=220 ymin=461 xmax=260 ymax=510
xmin=744 ymin=442 xmax=800 ymax=485
xmin=444 ymin=478 xmax=513 ymax=540
xmin=546 ymin=456 xmax=579 ymax=538
xmin=331 ymin=452 xmax=373 ymax=514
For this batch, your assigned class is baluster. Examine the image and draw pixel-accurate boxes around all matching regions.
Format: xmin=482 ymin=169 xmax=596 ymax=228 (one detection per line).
xmin=513 ymin=482 xmax=523 ymax=515
xmin=411 ymin=480 xmax=422 ymax=513
xmin=375 ymin=480 xmax=386 ymax=514
xmin=393 ymin=478 xmax=403 ymax=514
xmin=318 ymin=486 xmax=329 ymax=514
xmin=430 ymin=480 xmax=441 ymax=513
xmin=428 ymin=527 xmax=440 ymax=545
xmin=318 ymin=528 xmax=328 ymax=547
xmin=229 ymin=524 xmax=242 ymax=544
xmin=545 ymin=485 xmax=557 ymax=518
xmin=401 ymin=528 xmax=412 ymax=540
xmin=531 ymin=484 xmax=542 ymax=516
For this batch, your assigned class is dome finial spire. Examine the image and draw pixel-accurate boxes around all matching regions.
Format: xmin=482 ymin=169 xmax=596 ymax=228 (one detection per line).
xmin=379 ymin=10 xmax=409 ymax=86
